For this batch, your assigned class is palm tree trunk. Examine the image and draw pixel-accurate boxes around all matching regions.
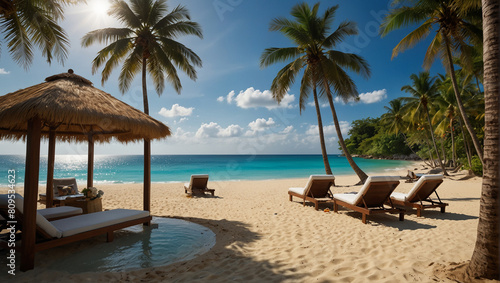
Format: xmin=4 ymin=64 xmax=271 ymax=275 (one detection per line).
xmin=142 ymin=57 xmax=151 ymax=214
xmin=466 ymin=0 xmax=500 ymax=279
xmin=425 ymin=107 xmax=448 ymax=175
xmin=451 ymin=120 xmax=456 ymax=167
xmin=324 ymin=88 xmax=368 ymax=183
xmin=443 ymin=34 xmax=484 ymax=166
xmin=313 ymin=87 xmax=333 ymax=175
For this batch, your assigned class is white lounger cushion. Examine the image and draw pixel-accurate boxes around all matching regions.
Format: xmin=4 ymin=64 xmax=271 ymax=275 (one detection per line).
xmin=391 ymin=174 xmax=443 ymax=202
xmin=50 ymin=209 xmax=150 ymax=237
xmin=288 ymin=175 xmax=335 ymax=196
xmin=38 ymin=206 xmax=83 ymax=219
xmin=0 ymin=194 xmax=63 ymax=238
xmin=333 ymin=176 xmax=400 ymax=205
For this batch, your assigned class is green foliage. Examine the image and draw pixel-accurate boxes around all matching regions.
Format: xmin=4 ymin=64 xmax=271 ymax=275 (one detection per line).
xmin=344 ymin=117 xmax=414 ymax=157
xmin=462 ymin=156 xmax=483 ymax=176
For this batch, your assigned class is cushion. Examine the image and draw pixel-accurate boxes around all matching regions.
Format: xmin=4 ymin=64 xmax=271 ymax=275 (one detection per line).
xmin=390 ymin=192 xmax=408 ymax=202
xmin=288 ymin=187 xmax=307 ymax=195
xmin=38 ymin=206 xmax=83 ymax=220
xmin=53 ymin=178 xmax=79 ymax=196
xmin=51 ymin=209 xmax=150 ymax=237
xmin=0 ymin=193 xmax=62 ymax=238
xmin=57 ymin=185 xmax=75 ymax=196
xmin=335 ymin=176 xmax=400 ymax=205
xmin=405 ymin=174 xmax=443 ymax=200
xmin=333 ymin=193 xmax=358 ymax=204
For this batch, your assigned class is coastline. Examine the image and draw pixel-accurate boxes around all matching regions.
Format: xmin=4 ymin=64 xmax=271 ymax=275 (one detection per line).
xmin=1 ymin=164 xmax=491 ymax=282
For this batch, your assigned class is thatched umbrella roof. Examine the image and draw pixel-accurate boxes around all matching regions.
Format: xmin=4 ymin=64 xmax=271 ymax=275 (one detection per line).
xmin=0 ymin=70 xmax=170 ymax=142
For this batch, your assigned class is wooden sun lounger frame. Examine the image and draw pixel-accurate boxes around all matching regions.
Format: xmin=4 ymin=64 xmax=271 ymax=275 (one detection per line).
xmin=333 ymin=180 xmax=404 ymax=224
xmin=184 ymin=176 xmax=215 ymax=196
xmin=288 ymin=179 xmax=335 ymax=210
xmin=390 ymin=178 xmax=448 ymax=217
xmin=1 ymin=207 xmax=152 ymax=252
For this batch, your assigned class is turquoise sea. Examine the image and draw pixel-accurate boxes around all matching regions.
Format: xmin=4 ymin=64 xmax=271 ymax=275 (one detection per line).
xmin=0 ymin=155 xmax=414 ymax=186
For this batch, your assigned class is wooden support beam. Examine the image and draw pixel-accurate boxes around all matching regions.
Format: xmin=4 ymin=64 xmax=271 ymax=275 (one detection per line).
xmin=143 ymin=139 xmax=151 ymax=226
xmin=21 ymin=117 xmax=42 ymax=271
xmin=46 ymin=127 xmax=56 ymax=208
xmin=87 ymin=134 xmax=94 ymax=189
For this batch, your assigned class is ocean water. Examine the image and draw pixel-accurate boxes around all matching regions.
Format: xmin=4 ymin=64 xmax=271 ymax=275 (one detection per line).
xmin=0 ymin=154 xmax=414 ymax=186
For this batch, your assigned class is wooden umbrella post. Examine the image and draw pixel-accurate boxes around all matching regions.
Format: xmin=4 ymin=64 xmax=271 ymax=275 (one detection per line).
xmin=46 ymin=127 xmax=56 ymax=208
xmin=143 ymin=139 xmax=151 ymax=226
xmin=21 ymin=117 xmax=42 ymax=271
xmin=87 ymin=134 xmax=94 ymax=189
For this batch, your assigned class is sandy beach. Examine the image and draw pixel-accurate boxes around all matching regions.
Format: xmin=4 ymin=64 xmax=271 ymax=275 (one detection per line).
xmin=1 ymin=164 xmax=497 ymax=283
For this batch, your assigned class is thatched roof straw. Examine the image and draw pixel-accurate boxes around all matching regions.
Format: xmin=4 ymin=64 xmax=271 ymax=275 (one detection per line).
xmin=0 ymin=70 xmax=170 ymax=143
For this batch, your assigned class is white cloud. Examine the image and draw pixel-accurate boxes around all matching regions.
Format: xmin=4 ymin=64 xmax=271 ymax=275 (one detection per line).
xmin=281 ymin=126 xmax=294 ymax=134
xmin=305 ymin=121 xmax=351 ymax=136
xmin=358 ymin=89 xmax=387 ymax=104
xmin=158 ymin=104 xmax=194 ymax=118
xmin=334 ymin=89 xmax=387 ymax=104
xmin=195 ymin=122 xmax=243 ymax=138
xmin=174 ymin=117 xmax=188 ymax=124
xmin=217 ymin=96 xmax=225 ymax=102
xmin=307 ymin=101 xmax=329 ymax=108
xmin=248 ymin=118 xmax=276 ymax=132
xmin=0 ymin=68 xmax=10 ymax=75
xmin=223 ymin=87 xmax=295 ymax=110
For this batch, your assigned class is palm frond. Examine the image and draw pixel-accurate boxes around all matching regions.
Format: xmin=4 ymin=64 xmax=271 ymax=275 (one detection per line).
xmin=270 ymin=58 xmax=304 ymax=102
xmin=422 ymin=32 xmax=442 ymax=70
xmin=81 ymin=28 xmax=132 ymax=47
xmin=326 ymin=50 xmax=371 ymax=78
xmin=381 ymin=6 xmax=430 ymax=37
xmin=323 ymin=20 xmax=358 ymax=48
xmin=110 ymin=0 xmax=142 ymax=28
xmin=259 ymin=47 xmax=302 ymax=68
xmin=391 ymin=20 xmax=433 ymax=59
xmin=156 ymin=21 xmax=203 ymax=39
xmin=117 ymin=46 xmax=142 ymax=93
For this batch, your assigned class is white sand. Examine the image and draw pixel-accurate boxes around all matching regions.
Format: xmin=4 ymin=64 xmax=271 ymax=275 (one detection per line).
xmin=1 ymin=164 xmax=497 ymax=282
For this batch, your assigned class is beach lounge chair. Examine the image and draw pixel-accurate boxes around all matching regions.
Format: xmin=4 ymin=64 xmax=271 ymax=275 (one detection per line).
xmin=184 ymin=174 xmax=215 ymax=196
xmin=288 ymin=175 xmax=336 ymax=210
xmin=0 ymin=194 xmax=151 ymax=252
xmin=390 ymin=174 xmax=447 ymax=217
xmin=333 ymin=176 xmax=404 ymax=224
xmin=38 ymin=178 xmax=85 ymax=206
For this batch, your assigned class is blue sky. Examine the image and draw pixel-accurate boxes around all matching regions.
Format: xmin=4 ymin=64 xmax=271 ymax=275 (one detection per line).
xmin=0 ymin=0 xmax=444 ymax=155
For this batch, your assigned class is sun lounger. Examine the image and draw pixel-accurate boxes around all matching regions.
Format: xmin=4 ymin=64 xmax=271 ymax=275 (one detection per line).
xmin=390 ymin=174 xmax=447 ymax=217
xmin=38 ymin=178 xmax=85 ymax=206
xmin=288 ymin=175 xmax=336 ymax=210
xmin=184 ymin=174 xmax=215 ymax=196
xmin=333 ymin=176 xmax=404 ymax=224
xmin=0 ymin=194 xmax=151 ymax=252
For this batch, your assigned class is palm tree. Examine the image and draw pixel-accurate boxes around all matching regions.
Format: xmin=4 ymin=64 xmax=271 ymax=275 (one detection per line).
xmin=260 ymin=2 xmax=371 ymax=182
xmin=381 ymin=0 xmax=485 ymax=166
xmin=0 ymin=0 xmax=80 ymax=69
xmin=466 ymin=0 xmax=500 ymax=279
xmin=82 ymin=0 xmax=202 ymax=211
xmin=401 ymin=72 xmax=448 ymax=175
xmin=380 ymin=98 xmax=423 ymax=161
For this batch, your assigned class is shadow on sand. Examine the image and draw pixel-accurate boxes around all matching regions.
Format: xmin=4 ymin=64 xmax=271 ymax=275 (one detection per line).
xmin=124 ymin=216 xmax=309 ymax=282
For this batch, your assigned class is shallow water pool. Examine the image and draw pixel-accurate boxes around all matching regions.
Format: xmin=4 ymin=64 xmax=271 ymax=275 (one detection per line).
xmin=40 ymin=217 xmax=216 ymax=273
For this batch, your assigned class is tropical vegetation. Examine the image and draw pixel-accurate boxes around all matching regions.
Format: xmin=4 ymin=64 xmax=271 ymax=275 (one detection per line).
xmin=81 ymin=0 xmax=202 ymax=210
xmin=0 ymin=0 xmax=84 ymax=69
xmin=260 ymin=2 xmax=371 ymax=182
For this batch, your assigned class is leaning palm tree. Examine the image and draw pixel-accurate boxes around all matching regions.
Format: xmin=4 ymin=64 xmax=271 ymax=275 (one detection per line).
xmin=401 ymin=72 xmax=448 ymax=175
xmin=466 ymin=0 xmax=500 ymax=279
xmin=381 ymin=0 xmax=484 ymax=166
xmin=260 ymin=2 xmax=371 ymax=182
xmin=82 ymin=0 xmax=202 ymax=211
xmin=0 ymin=0 xmax=80 ymax=69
